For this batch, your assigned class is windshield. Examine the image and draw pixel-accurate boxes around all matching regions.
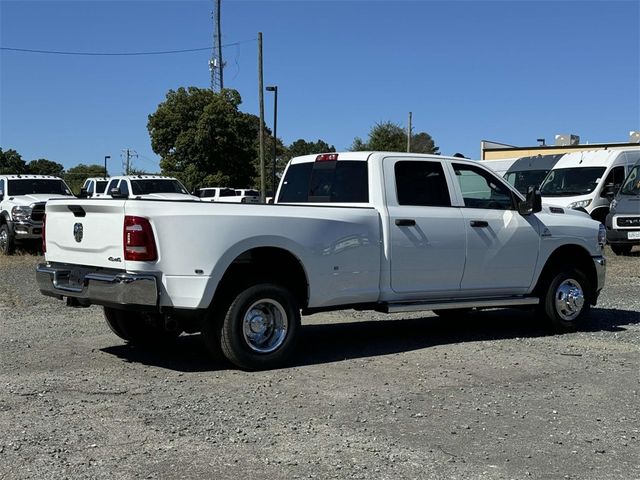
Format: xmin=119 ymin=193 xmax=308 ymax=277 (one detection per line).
xmin=504 ymin=169 xmax=550 ymax=195
xmin=7 ymin=179 xmax=72 ymax=196
xmin=540 ymin=167 xmax=606 ymax=196
xmin=620 ymin=166 xmax=640 ymax=195
xmin=131 ymin=179 xmax=188 ymax=195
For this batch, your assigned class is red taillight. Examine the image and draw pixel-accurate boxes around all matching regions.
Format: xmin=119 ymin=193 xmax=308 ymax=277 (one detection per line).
xmin=315 ymin=153 xmax=338 ymax=162
xmin=42 ymin=214 xmax=46 ymax=253
xmin=123 ymin=216 xmax=157 ymax=261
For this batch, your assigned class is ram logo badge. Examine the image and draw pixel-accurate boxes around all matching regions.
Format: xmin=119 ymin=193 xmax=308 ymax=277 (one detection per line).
xmin=73 ymin=223 xmax=83 ymax=243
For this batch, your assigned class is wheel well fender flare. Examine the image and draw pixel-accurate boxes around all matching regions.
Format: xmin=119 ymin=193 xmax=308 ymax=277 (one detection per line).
xmin=533 ymin=244 xmax=598 ymax=303
xmin=202 ymin=237 xmax=310 ymax=310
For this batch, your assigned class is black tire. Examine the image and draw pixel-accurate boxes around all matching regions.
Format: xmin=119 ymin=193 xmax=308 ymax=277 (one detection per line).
xmin=216 ymin=283 xmax=301 ymax=371
xmin=0 ymin=223 xmax=16 ymax=255
xmin=610 ymin=244 xmax=633 ymax=256
xmin=433 ymin=308 xmax=472 ymax=319
xmin=539 ymin=268 xmax=591 ymax=332
xmin=103 ymin=307 xmax=179 ymax=344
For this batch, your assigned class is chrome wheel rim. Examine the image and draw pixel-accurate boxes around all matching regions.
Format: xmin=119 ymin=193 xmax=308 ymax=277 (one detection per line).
xmin=555 ymin=278 xmax=585 ymax=321
xmin=0 ymin=228 xmax=7 ymax=252
xmin=242 ymin=299 xmax=288 ymax=353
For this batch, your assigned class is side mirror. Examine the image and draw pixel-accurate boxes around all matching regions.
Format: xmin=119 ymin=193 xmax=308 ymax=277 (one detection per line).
xmin=110 ymin=187 xmax=128 ymax=199
xmin=78 ymin=187 xmax=89 ymax=198
xmin=518 ymin=186 xmax=542 ymax=216
xmin=0 ymin=191 xmax=4 ymax=202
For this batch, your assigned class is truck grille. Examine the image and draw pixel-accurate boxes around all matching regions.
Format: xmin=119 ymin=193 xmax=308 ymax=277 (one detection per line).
xmin=618 ymin=217 xmax=640 ymax=227
xmin=30 ymin=203 xmax=46 ymax=222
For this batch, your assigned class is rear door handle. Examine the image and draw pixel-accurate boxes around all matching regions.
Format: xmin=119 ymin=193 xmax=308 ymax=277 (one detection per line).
xmin=395 ymin=219 xmax=416 ymax=227
xmin=470 ymin=220 xmax=489 ymax=228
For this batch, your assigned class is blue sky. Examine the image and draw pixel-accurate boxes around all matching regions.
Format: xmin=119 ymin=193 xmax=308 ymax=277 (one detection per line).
xmin=1 ymin=0 xmax=639 ymax=174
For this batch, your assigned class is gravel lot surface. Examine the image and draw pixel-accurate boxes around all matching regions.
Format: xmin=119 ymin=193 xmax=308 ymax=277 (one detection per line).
xmin=1 ymin=247 xmax=639 ymax=480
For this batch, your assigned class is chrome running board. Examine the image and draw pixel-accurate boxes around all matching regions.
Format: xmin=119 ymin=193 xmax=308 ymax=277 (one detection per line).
xmin=382 ymin=296 xmax=540 ymax=314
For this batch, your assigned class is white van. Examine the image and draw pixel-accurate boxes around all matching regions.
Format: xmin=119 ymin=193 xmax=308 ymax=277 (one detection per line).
xmin=503 ymin=154 xmax=564 ymax=195
xmin=480 ymin=157 xmax=518 ymax=177
xmin=540 ymin=149 xmax=640 ymax=223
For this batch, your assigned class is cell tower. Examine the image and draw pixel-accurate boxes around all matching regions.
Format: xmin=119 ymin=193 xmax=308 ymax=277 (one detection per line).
xmin=209 ymin=0 xmax=223 ymax=92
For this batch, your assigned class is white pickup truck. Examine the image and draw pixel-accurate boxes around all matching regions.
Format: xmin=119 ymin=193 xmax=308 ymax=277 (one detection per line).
xmin=1 ymin=174 xmax=75 ymax=254
xmin=36 ymin=152 xmax=606 ymax=370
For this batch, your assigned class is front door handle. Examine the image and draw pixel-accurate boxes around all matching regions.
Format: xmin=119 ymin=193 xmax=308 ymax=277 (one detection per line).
xmin=395 ymin=219 xmax=416 ymax=227
xmin=470 ymin=220 xmax=489 ymax=228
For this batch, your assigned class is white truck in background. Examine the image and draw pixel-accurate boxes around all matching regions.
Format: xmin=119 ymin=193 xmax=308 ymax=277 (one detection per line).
xmin=81 ymin=177 xmax=110 ymax=198
xmin=196 ymin=187 xmax=261 ymax=203
xmin=0 ymin=175 xmax=75 ymax=255
xmin=37 ymin=152 xmax=606 ymax=370
xmin=103 ymin=175 xmax=199 ymax=201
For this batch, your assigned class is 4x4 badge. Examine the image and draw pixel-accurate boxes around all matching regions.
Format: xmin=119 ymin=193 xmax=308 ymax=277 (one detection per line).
xmin=73 ymin=223 xmax=83 ymax=243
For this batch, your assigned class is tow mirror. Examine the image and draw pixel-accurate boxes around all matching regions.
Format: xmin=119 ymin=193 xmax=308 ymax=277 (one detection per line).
xmin=518 ymin=186 xmax=542 ymax=216
xmin=110 ymin=187 xmax=128 ymax=199
xmin=78 ymin=187 xmax=89 ymax=198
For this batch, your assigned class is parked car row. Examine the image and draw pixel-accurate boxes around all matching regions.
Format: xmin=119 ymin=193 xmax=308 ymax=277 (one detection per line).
xmin=2 ymin=151 xmax=639 ymax=257
xmin=195 ymin=187 xmax=261 ymax=203
xmin=0 ymin=173 xmax=263 ymax=254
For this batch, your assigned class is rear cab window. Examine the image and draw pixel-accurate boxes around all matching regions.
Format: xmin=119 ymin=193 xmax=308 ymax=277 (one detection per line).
xmin=395 ymin=161 xmax=451 ymax=207
xmin=278 ymin=157 xmax=368 ymax=203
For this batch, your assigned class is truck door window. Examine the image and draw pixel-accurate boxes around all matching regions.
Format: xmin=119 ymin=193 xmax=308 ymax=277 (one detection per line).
xmin=601 ymin=166 xmax=625 ymax=197
xmin=395 ymin=161 xmax=451 ymax=206
xmin=453 ymin=163 xmax=515 ymax=210
xmin=87 ymin=181 xmax=94 ymax=195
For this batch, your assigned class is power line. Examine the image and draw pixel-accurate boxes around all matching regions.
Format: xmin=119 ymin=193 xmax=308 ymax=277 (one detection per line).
xmin=0 ymin=39 xmax=255 ymax=56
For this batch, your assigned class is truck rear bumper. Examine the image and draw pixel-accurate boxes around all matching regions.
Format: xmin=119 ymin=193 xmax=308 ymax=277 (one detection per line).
xmin=36 ymin=262 xmax=159 ymax=309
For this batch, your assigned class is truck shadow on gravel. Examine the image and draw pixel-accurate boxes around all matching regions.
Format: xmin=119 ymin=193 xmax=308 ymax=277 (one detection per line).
xmin=293 ymin=307 xmax=639 ymax=367
xmin=100 ymin=307 xmax=639 ymax=372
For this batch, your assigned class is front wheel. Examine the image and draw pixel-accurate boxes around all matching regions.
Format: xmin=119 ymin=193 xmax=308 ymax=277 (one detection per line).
xmin=216 ymin=283 xmax=301 ymax=371
xmin=0 ymin=223 xmax=15 ymax=255
xmin=540 ymin=268 xmax=591 ymax=332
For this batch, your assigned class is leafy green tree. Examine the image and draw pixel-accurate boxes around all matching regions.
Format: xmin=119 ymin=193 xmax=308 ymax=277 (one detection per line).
xmin=254 ymin=135 xmax=287 ymax=194
xmin=28 ymin=158 xmax=64 ymax=177
xmin=64 ymin=164 xmax=106 ymax=194
xmin=351 ymin=121 xmax=439 ymax=154
xmin=148 ymin=87 xmax=259 ymax=190
xmin=285 ymin=139 xmax=336 ymax=160
xmin=0 ymin=148 xmax=27 ymax=174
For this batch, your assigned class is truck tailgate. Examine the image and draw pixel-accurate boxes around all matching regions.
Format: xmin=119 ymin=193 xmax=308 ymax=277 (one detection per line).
xmin=45 ymin=199 xmax=126 ymax=269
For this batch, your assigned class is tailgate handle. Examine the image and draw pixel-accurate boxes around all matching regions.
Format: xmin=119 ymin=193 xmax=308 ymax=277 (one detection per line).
xmin=470 ymin=220 xmax=489 ymax=228
xmin=67 ymin=205 xmax=86 ymax=217
xmin=395 ymin=219 xmax=416 ymax=227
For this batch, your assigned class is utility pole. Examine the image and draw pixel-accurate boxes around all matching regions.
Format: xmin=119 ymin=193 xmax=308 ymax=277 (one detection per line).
xmin=209 ymin=0 xmax=223 ymax=91
xmin=407 ymin=112 xmax=412 ymax=153
xmin=258 ymin=32 xmax=266 ymax=201
xmin=121 ymin=149 xmax=138 ymax=175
